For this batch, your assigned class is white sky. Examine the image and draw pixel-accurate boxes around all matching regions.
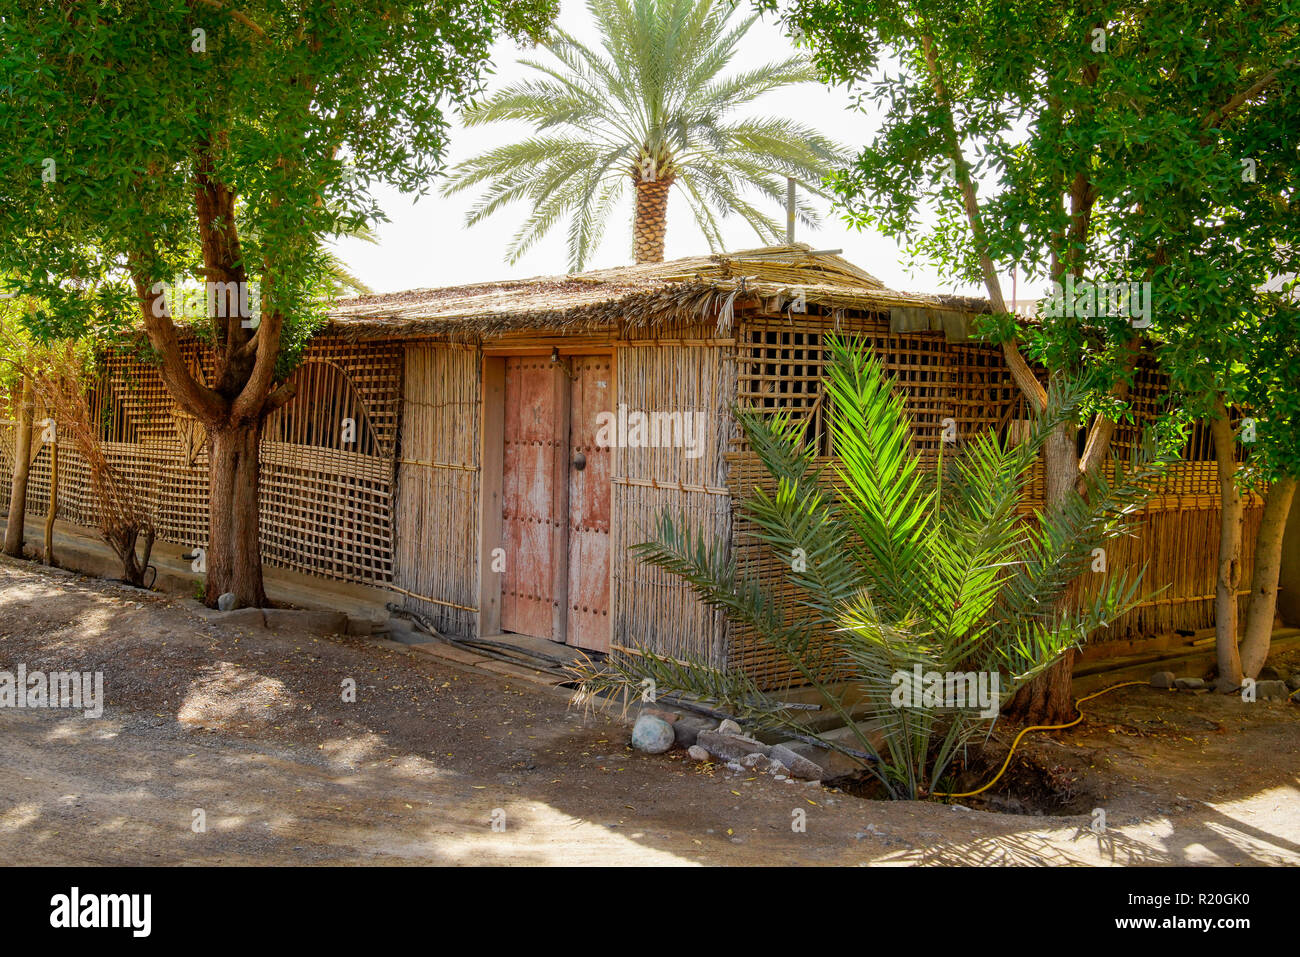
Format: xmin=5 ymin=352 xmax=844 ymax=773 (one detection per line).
xmin=329 ymin=0 xmax=988 ymax=298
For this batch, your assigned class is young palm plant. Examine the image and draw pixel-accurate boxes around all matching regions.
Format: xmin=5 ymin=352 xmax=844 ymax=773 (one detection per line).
xmin=575 ymin=335 xmax=1170 ymax=799
xmin=442 ymin=0 xmax=851 ymax=269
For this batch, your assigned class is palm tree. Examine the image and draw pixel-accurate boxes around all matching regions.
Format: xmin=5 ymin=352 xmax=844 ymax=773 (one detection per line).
xmin=574 ymin=336 xmax=1171 ymax=798
xmin=443 ymin=0 xmax=851 ymax=269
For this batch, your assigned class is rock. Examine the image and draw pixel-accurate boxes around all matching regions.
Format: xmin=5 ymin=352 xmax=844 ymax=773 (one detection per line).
xmin=739 ymin=752 xmax=766 ymax=769
xmin=639 ymin=707 xmax=680 ymax=724
xmin=1215 ymin=676 xmax=1240 ymax=694
xmin=717 ymin=718 xmax=743 ymax=735
xmin=1257 ymin=666 xmax=1281 ymax=681
xmin=671 ymin=715 xmax=717 ymax=748
xmin=1287 ymin=674 xmax=1300 ymax=692
xmin=1174 ymin=677 xmax=1205 ymax=690
xmin=725 ymin=761 xmax=745 ymax=773
xmin=696 ymin=730 xmax=770 ymax=762
xmin=768 ymin=743 xmax=827 ymax=780
xmin=687 ymin=745 xmax=711 ymax=762
xmin=216 ymin=592 xmax=237 ymax=611
xmin=1255 ymin=679 xmax=1289 ymax=701
xmin=1150 ymin=671 xmax=1176 ymax=689
xmin=775 ymin=739 xmax=863 ymax=780
xmin=631 ymin=714 xmax=676 ymax=753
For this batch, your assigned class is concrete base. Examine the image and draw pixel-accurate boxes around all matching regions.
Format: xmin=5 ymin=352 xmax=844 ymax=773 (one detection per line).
xmin=0 ymin=514 xmax=394 ymax=629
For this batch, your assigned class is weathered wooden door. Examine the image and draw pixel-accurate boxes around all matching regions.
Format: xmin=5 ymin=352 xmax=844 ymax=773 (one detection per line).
xmin=499 ymin=354 xmax=611 ymax=651
xmin=565 ymin=355 xmax=612 ymax=651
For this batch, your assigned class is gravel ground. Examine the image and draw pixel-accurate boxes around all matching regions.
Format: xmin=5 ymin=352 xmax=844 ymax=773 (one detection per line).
xmin=1 ymin=556 xmax=1297 ymax=866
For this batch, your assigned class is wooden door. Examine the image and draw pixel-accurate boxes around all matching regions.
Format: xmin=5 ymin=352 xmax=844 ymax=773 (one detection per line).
xmin=565 ymin=356 xmax=612 ymax=651
xmin=497 ymin=353 xmax=611 ymax=651
xmin=500 ymin=357 xmax=563 ymax=640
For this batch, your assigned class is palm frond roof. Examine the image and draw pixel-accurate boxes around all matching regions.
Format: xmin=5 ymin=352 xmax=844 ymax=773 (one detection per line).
xmin=325 ymin=243 xmax=989 ymax=342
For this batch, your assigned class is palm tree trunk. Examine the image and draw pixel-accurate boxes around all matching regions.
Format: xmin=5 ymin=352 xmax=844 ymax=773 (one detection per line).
xmin=633 ymin=176 xmax=672 ymax=264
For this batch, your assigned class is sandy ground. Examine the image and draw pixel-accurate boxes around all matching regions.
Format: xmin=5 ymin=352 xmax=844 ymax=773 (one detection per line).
xmin=1 ymin=556 xmax=1297 ymax=866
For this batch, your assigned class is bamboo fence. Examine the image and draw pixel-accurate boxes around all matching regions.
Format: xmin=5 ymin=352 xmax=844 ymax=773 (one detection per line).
xmin=610 ymin=329 xmax=737 ymax=665
xmin=0 ymin=335 xmax=403 ymax=588
xmin=723 ymin=310 xmax=1264 ymax=689
xmin=391 ymin=343 xmax=482 ymax=633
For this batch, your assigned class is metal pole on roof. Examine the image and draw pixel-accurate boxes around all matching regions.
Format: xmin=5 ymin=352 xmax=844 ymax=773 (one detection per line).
xmin=786 ymin=177 xmax=796 ymax=245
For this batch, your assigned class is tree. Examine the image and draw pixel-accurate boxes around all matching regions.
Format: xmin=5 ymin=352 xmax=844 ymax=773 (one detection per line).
xmin=0 ymin=0 xmax=557 ymax=606
xmin=0 ymin=296 xmax=44 ymax=558
xmin=768 ymin=0 xmax=1299 ymax=716
xmin=443 ymin=0 xmax=850 ymax=269
xmin=575 ymin=336 xmax=1165 ymax=798
xmin=1007 ymin=2 xmax=1300 ymax=687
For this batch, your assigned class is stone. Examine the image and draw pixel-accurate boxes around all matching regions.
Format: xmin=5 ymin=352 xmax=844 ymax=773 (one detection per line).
xmin=631 ymin=714 xmax=676 ymax=754
xmin=671 ymin=715 xmax=717 ymax=749
xmin=1255 ymin=679 xmax=1289 ymax=701
xmin=739 ymin=752 xmax=766 ymax=769
xmin=1214 ymin=676 xmax=1240 ymax=694
xmin=639 ymin=708 xmax=680 ymax=724
xmin=1150 ymin=671 xmax=1176 ymax=689
xmin=216 ymin=592 xmax=237 ymax=611
xmin=696 ymin=729 xmax=770 ymax=762
xmin=1174 ymin=677 xmax=1205 ymax=690
xmin=768 ymin=743 xmax=827 ymax=780
xmin=775 ymin=738 xmax=863 ymax=780
xmin=687 ymin=745 xmax=711 ymax=762
xmin=717 ymin=718 xmax=743 ymax=735
xmin=725 ymin=761 xmax=746 ymax=773
xmin=1286 ymin=674 xmax=1300 ymax=692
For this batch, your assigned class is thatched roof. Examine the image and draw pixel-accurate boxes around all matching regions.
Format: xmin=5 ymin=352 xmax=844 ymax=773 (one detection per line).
xmin=326 ymin=244 xmax=989 ymax=342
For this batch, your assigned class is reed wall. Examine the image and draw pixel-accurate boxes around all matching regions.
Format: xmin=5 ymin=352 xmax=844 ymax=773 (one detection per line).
xmin=610 ymin=332 xmax=737 ymax=665
xmin=390 ymin=342 xmax=482 ymax=633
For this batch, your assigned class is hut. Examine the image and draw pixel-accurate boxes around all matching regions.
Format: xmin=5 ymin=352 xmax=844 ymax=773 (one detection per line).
xmin=0 ymin=244 xmax=1272 ymax=688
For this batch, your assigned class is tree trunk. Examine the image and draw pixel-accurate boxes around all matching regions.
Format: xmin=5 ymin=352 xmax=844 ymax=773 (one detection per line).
xmin=1004 ymin=413 xmax=1082 ymax=724
xmin=1239 ymin=474 xmax=1296 ymax=678
xmin=1210 ymin=398 xmax=1244 ymax=690
xmin=206 ymin=418 xmax=267 ymax=608
xmin=633 ymin=174 xmax=673 ymax=264
xmin=3 ymin=376 xmax=35 ymax=557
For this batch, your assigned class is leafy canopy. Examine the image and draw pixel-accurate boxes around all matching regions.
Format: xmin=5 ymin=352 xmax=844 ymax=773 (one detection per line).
xmin=0 ymin=0 xmax=558 ymax=362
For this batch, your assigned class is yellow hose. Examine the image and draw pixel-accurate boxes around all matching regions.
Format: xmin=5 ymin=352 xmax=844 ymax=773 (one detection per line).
xmin=930 ymin=680 xmax=1146 ymax=799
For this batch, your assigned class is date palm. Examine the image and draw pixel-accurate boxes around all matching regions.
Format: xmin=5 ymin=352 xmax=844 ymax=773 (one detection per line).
xmin=443 ymin=0 xmax=850 ymax=269
xmin=574 ymin=336 xmax=1171 ymax=798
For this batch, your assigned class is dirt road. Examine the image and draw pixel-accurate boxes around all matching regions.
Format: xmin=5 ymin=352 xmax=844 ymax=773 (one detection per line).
xmin=1 ymin=558 xmax=1297 ymax=865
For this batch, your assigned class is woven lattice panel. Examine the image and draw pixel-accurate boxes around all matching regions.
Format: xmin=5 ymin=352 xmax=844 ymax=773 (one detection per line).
xmin=8 ymin=336 xmax=402 ymax=587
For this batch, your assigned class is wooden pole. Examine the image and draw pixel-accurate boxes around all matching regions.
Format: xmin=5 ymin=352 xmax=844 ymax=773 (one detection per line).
xmin=785 ymin=177 xmax=796 ymax=245
xmin=43 ymin=419 xmax=57 ymax=565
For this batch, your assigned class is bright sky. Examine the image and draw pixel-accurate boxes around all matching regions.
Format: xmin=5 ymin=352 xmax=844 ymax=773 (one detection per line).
xmin=329 ymin=0 xmax=983 ymax=298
